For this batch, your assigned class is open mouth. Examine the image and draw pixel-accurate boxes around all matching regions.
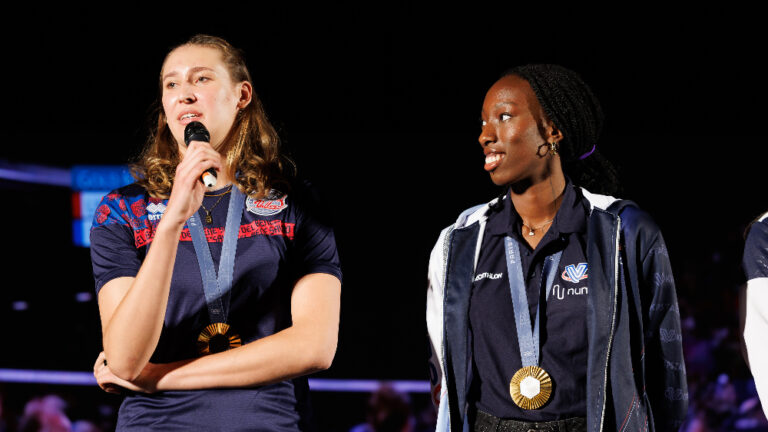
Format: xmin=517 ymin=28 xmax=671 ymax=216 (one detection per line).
xmin=484 ymin=153 xmax=505 ymax=171
xmin=179 ymin=112 xmax=202 ymax=125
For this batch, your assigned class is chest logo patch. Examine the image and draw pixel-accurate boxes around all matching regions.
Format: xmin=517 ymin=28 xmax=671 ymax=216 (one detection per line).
xmin=561 ymin=263 xmax=588 ymax=283
xmin=247 ymin=194 xmax=288 ymax=216
xmin=146 ymin=202 xmax=166 ymax=221
xmin=474 ymin=272 xmax=503 ymax=282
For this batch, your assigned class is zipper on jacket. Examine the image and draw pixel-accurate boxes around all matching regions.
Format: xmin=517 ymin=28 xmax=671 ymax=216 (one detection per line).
xmin=599 ymin=216 xmax=621 ymax=432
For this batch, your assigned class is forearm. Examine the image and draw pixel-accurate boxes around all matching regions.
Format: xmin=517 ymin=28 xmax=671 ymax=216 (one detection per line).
xmin=156 ymin=324 xmax=336 ymax=390
xmin=103 ymin=219 xmax=184 ymax=379
xmin=154 ymin=273 xmax=341 ymax=390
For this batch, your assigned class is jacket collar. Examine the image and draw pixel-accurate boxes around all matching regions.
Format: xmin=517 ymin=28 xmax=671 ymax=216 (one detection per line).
xmin=453 ymin=185 xmax=621 ymax=232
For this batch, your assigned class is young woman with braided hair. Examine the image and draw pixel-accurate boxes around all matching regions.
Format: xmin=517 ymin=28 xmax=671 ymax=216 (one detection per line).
xmin=427 ymin=65 xmax=687 ymax=431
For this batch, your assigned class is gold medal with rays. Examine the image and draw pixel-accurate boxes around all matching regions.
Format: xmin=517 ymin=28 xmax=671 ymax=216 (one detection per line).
xmin=197 ymin=323 xmax=242 ymax=355
xmin=509 ymin=365 xmax=553 ymax=410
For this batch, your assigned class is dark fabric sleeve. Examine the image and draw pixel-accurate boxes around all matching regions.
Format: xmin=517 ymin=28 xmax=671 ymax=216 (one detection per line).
xmin=640 ymin=229 xmax=688 ymax=431
xmin=90 ymin=194 xmax=142 ymax=294
xmin=291 ymin=190 xmax=342 ymax=282
xmin=744 ymin=218 xmax=768 ymax=280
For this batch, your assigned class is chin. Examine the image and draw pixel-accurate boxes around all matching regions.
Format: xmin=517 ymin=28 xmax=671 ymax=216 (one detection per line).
xmin=489 ymin=170 xmax=513 ymax=187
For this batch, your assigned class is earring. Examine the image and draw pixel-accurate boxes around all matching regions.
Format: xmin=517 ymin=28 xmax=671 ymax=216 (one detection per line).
xmin=549 ymin=141 xmax=559 ymax=156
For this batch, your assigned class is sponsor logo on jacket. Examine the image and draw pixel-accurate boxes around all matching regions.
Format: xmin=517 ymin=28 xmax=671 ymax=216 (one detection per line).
xmin=561 ymin=263 xmax=588 ymax=283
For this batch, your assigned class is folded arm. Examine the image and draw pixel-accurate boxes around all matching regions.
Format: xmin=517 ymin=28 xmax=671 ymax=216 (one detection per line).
xmin=95 ymin=273 xmax=340 ymax=392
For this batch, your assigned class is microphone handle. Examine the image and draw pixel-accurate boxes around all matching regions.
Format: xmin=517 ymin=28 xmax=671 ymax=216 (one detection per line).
xmin=184 ymin=122 xmax=218 ymax=188
xmin=201 ymin=169 xmax=217 ymax=188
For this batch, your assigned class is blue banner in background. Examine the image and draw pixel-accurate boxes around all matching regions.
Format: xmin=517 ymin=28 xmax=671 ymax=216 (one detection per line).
xmin=71 ymin=165 xmax=133 ymax=191
xmin=74 ymin=190 xmax=111 ymax=247
xmin=70 ymin=166 xmax=133 ymax=247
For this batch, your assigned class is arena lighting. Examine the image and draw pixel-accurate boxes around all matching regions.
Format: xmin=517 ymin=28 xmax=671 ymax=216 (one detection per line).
xmin=0 ymin=160 xmax=71 ymax=186
xmin=0 ymin=369 xmax=430 ymax=393
xmin=11 ymin=301 xmax=29 ymax=311
xmin=75 ymin=292 xmax=93 ymax=302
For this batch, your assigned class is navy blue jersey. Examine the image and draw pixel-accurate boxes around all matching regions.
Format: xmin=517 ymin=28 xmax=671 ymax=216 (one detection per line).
xmin=468 ymin=181 xmax=589 ymax=420
xmin=90 ymin=182 xmax=341 ymax=431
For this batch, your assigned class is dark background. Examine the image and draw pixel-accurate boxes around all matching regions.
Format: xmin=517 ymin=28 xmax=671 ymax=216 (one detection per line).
xmin=0 ymin=4 xmax=765 ymax=430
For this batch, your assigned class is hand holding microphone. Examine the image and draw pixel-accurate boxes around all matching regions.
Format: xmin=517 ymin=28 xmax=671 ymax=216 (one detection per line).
xmin=184 ymin=121 xmax=218 ymax=188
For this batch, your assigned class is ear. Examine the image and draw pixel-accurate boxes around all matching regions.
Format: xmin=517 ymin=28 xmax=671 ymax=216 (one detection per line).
xmin=237 ymin=81 xmax=253 ymax=109
xmin=545 ymin=120 xmax=563 ymax=144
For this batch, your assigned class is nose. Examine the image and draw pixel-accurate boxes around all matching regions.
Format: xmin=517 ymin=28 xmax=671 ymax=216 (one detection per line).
xmin=179 ymin=83 xmax=196 ymax=104
xmin=478 ymin=122 xmax=495 ymax=148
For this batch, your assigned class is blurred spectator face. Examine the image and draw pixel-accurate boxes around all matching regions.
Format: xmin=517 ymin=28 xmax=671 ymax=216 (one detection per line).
xmin=20 ymin=395 xmax=72 ymax=432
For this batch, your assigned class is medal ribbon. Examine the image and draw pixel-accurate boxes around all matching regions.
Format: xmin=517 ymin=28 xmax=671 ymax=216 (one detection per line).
xmin=504 ymin=236 xmax=562 ymax=367
xmin=187 ymin=186 xmax=245 ymax=324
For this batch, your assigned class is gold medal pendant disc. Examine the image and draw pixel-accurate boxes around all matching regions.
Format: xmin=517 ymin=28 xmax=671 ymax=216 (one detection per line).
xmin=197 ymin=322 xmax=242 ymax=355
xmin=509 ymin=366 xmax=553 ymax=410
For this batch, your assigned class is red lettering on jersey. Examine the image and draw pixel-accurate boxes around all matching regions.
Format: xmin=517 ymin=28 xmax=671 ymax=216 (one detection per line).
xmin=133 ymin=220 xmax=296 ymax=248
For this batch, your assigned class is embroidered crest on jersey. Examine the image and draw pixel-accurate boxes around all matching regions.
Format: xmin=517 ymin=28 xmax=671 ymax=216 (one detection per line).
xmin=146 ymin=202 xmax=167 ymax=221
xmin=247 ymin=193 xmax=288 ymax=216
xmin=561 ymin=263 xmax=589 ymax=283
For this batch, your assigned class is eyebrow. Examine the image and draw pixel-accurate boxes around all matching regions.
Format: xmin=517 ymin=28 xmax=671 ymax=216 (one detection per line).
xmin=162 ymin=66 xmax=217 ymax=82
xmin=480 ymin=100 xmax=519 ymax=117
xmin=494 ymin=100 xmax=518 ymax=108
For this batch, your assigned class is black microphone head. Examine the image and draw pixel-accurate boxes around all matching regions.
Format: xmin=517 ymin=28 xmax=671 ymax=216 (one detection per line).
xmin=184 ymin=121 xmax=210 ymax=146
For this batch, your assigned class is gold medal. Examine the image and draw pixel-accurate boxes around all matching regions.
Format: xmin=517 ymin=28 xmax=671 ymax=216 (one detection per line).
xmin=197 ymin=322 xmax=242 ymax=355
xmin=509 ymin=366 xmax=553 ymax=409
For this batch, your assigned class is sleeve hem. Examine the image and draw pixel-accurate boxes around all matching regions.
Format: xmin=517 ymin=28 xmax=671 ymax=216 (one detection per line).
xmin=296 ymin=265 xmax=342 ymax=283
xmin=95 ymin=269 xmax=139 ymax=294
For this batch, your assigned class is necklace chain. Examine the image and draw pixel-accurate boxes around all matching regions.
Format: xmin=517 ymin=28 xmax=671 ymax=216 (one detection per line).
xmin=201 ymin=186 xmax=233 ymax=224
xmin=521 ymin=219 xmax=554 ymax=236
xmin=205 ymin=186 xmax=234 ymax=197
xmin=521 ymin=177 xmax=563 ymax=237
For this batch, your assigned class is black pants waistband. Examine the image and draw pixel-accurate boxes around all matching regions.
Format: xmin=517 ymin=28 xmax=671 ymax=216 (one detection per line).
xmin=472 ymin=410 xmax=587 ymax=432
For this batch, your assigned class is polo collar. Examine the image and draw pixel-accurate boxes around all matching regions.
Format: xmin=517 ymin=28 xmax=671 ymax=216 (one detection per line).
xmin=486 ymin=179 xmax=588 ymax=238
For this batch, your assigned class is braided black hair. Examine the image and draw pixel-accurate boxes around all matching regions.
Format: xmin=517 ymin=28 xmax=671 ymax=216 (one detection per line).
xmin=504 ymin=64 xmax=621 ymax=196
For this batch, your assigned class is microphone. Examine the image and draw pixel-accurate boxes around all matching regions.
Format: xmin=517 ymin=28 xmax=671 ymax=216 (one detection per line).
xmin=184 ymin=121 xmax=217 ymax=188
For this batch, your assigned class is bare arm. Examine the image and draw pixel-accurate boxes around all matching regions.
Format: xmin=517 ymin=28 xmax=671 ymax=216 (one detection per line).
xmin=98 ymin=141 xmax=222 ymax=381
xmin=95 ymin=273 xmax=340 ymax=391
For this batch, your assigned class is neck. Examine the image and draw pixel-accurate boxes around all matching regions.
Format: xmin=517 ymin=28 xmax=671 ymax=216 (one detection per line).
xmin=509 ymin=172 xmax=567 ymax=226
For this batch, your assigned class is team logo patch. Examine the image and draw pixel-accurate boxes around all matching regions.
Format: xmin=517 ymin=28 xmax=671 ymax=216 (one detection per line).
xmin=561 ymin=263 xmax=589 ymax=283
xmin=247 ymin=193 xmax=288 ymax=216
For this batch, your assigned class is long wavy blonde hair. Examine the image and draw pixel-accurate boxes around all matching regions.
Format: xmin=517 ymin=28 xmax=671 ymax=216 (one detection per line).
xmin=132 ymin=34 xmax=292 ymax=199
